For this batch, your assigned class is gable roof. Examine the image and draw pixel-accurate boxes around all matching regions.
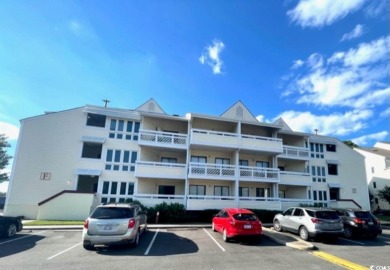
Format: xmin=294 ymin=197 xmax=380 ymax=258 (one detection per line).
xmin=220 ymin=100 xmax=258 ymax=123
xmin=135 ymin=98 xmax=166 ymax=114
xmin=274 ymin=117 xmax=293 ymax=131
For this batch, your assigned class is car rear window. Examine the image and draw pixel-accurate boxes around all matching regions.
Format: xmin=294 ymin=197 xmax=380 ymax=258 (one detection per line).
xmin=354 ymin=211 xmax=373 ymax=219
xmin=233 ymin=213 xmax=258 ymax=221
xmin=315 ymin=211 xmax=339 ymax=220
xmin=91 ymin=207 xmax=134 ymax=219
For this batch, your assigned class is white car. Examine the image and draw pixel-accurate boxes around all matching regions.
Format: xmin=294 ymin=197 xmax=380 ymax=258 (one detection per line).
xmin=273 ymin=207 xmax=343 ymax=241
xmin=82 ymin=203 xmax=147 ymax=250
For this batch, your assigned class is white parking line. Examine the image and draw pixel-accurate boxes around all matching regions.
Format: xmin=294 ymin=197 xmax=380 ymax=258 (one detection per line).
xmin=47 ymin=242 xmax=82 ymax=260
xmin=203 ymin=228 xmax=225 ymax=252
xmin=339 ymin=238 xmax=365 ymax=245
xmin=144 ymin=229 xmax=159 ymax=255
xmin=0 ymin=231 xmax=47 ymax=245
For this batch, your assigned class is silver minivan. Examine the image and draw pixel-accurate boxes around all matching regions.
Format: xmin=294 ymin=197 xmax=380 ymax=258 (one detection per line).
xmin=273 ymin=207 xmax=343 ymax=240
xmin=82 ymin=203 xmax=147 ymax=250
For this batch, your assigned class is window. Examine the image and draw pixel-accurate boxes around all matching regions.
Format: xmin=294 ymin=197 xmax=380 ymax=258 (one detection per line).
xmin=352 ymin=188 xmax=357 ymax=194
xmin=214 ymin=186 xmax=229 ymax=196
xmin=161 ymin=157 xmax=177 ymax=163
xmin=310 ymin=143 xmax=324 ymax=158
xmin=191 ymin=156 xmax=207 ymax=163
xmin=82 ymin=142 xmax=102 ymax=159
xmin=326 ymin=144 xmax=336 ymax=152
xmin=101 ymin=181 xmax=134 ymax=203
xmin=279 ymin=190 xmax=285 ymax=198
xmin=215 ymin=157 xmax=230 ymax=165
xmin=313 ymin=190 xmax=328 ymax=207
xmin=283 ymin=208 xmax=293 ymax=216
xmin=239 ymin=187 xmax=249 ymax=197
xmin=105 ymin=149 xmax=137 ymax=171
xmin=256 ymin=161 xmax=270 ymax=168
xmin=189 ymin=185 xmax=205 ymax=195
xmin=239 ymin=160 xmax=249 ymax=166
xmin=373 ymin=181 xmax=377 ymax=188
xmin=256 ymin=188 xmax=270 ymax=197
xmin=158 ymin=185 xmax=175 ymax=195
xmin=328 ymin=164 xmax=338 ymax=175
xmin=293 ymin=208 xmax=304 ymax=216
xmin=311 ymin=166 xmax=326 ymax=182
xmin=329 ymin=188 xmax=339 ymax=200
xmin=109 ymin=119 xmax=140 ymax=141
xmin=86 ymin=113 xmax=106 ymax=127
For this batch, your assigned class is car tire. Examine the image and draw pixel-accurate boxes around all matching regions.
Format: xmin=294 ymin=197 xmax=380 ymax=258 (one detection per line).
xmin=222 ymin=229 xmax=230 ymax=242
xmin=212 ymin=222 xmax=216 ymax=232
xmin=83 ymin=244 xmax=94 ymax=251
xmin=369 ymin=233 xmax=378 ymax=240
xmin=344 ymin=227 xmax=353 ymax=238
xmin=133 ymin=230 xmax=140 ymax=247
xmin=273 ymin=220 xmax=282 ymax=232
xmin=299 ymin=226 xmax=309 ymax=241
xmin=6 ymin=224 xmax=17 ymax=238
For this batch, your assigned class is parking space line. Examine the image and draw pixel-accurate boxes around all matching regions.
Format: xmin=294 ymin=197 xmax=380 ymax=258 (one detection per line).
xmin=144 ymin=229 xmax=159 ymax=255
xmin=47 ymin=242 xmax=82 ymax=260
xmin=0 ymin=231 xmax=47 ymax=245
xmin=202 ymin=228 xmax=225 ymax=252
xmin=339 ymin=238 xmax=365 ymax=245
xmin=311 ymin=251 xmax=368 ymax=270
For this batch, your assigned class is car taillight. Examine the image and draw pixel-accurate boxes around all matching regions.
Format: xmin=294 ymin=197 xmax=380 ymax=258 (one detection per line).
xmin=376 ymin=219 xmax=381 ymax=224
xmin=311 ymin=218 xmax=323 ymax=224
xmin=353 ymin=218 xmax=364 ymax=224
xmin=83 ymin=219 xmax=89 ymax=229
xmin=128 ymin=218 xmax=136 ymax=229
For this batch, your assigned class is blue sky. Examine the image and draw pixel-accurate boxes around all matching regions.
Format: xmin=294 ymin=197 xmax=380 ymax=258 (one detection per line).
xmin=0 ymin=0 xmax=389 ymax=192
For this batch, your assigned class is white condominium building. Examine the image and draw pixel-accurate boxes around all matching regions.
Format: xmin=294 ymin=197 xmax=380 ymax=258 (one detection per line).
xmin=4 ymin=99 xmax=370 ymax=220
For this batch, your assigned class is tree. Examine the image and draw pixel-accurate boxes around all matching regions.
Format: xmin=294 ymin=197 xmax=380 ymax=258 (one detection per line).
xmin=377 ymin=186 xmax=390 ymax=205
xmin=0 ymin=134 xmax=12 ymax=183
xmin=343 ymin=140 xmax=359 ymax=148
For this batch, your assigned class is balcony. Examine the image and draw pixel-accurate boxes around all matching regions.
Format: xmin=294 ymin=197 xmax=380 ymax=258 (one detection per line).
xmin=238 ymin=197 xmax=281 ymax=210
xmin=281 ymin=198 xmax=313 ymax=210
xmin=239 ymin=166 xmax=280 ymax=183
xmin=279 ymin=146 xmax=310 ymax=160
xmin=190 ymin=129 xmax=239 ymax=149
xmin=135 ymin=161 xmax=186 ymax=179
xmin=240 ymin=135 xmax=283 ymax=153
xmin=139 ymin=129 xmax=188 ymax=149
xmin=188 ymin=163 xmax=236 ymax=180
xmin=187 ymin=195 xmax=236 ymax=210
xmin=134 ymin=194 xmax=186 ymax=208
xmin=279 ymin=171 xmax=311 ymax=186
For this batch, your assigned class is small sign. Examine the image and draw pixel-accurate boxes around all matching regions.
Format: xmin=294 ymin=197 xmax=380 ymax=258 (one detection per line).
xmin=40 ymin=172 xmax=51 ymax=180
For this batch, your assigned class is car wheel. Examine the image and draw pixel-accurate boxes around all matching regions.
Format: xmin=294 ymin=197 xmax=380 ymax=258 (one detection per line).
xmin=222 ymin=229 xmax=230 ymax=242
xmin=344 ymin=227 xmax=353 ymax=238
xmin=133 ymin=230 xmax=140 ymax=247
xmin=212 ymin=222 xmax=216 ymax=232
xmin=299 ymin=226 xmax=309 ymax=241
xmin=273 ymin=220 xmax=282 ymax=232
xmin=6 ymin=224 xmax=17 ymax=238
xmin=83 ymin=244 xmax=94 ymax=251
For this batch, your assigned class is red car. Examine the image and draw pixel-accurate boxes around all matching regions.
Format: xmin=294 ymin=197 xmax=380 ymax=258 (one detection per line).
xmin=212 ymin=208 xmax=262 ymax=242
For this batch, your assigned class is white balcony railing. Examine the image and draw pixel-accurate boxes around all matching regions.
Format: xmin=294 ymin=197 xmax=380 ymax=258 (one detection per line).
xmin=240 ymin=135 xmax=283 ymax=153
xmin=188 ymin=162 xmax=236 ymax=179
xmin=191 ymin=129 xmax=239 ymax=148
xmin=280 ymin=146 xmax=310 ymax=159
xmin=134 ymin=194 xmax=186 ymax=208
xmin=139 ymin=129 xmax=188 ymax=149
xmin=135 ymin=161 xmax=186 ymax=179
xmin=279 ymin=171 xmax=311 ymax=186
xmin=281 ymin=198 xmax=313 ymax=210
xmin=239 ymin=166 xmax=280 ymax=182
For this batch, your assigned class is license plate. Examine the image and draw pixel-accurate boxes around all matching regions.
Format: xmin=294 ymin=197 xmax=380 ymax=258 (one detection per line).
xmin=328 ymin=223 xmax=337 ymax=229
xmin=244 ymin=224 xmax=252 ymax=229
xmin=368 ymin=221 xmax=374 ymax=225
xmin=103 ymin=225 xmax=113 ymax=230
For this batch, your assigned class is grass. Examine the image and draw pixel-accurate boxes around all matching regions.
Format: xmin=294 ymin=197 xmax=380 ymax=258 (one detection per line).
xmin=24 ymin=220 xmax=84 ymax=226
xmin=377 ymin=215 xmax=390 ymax=222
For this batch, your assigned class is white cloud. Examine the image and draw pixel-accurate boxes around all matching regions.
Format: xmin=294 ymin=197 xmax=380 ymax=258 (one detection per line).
xmin=380 ymin=107 xmax=390 ymax=118
xmin=0 ymin=122 xmax=19 ymax=140
xmin=276 ymin=109 xmax=373 ymax=136
xmin=199 ymin=40 xmax=225 ymax=74
xmin=287 ymin=0 xmax=366 ymax=28
xmin=341 ymin=24 xmax=365 ymax=42
xmin=283 ymin=36 xmax=390 ymax=108
xmin=256 ymin=115 xmax=265 ymax=122
xmin=352 ymin=131 xmax=389 ymax=146
xmin=364 ymin=0 xmax=389 ymax=17
xmin=291 ymin=59 xmax=304 ymax=69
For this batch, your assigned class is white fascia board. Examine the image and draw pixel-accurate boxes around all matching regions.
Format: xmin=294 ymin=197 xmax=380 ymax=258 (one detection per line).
xmin=75 ymin=169 xmax=102 ymax=176
xmin=84 ymin=105 xmax=141 ymax=120
xmin=81 ymin=136 xmax=105 ymax=143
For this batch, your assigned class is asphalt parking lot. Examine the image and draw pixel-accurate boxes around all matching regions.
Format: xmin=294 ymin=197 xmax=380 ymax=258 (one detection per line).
xmin=0 ymin=227 xmax=390 ymax=270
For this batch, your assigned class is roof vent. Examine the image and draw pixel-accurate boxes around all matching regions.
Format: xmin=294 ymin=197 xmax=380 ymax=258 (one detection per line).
xmin=236 ymin=106 xmax=243 ymax=118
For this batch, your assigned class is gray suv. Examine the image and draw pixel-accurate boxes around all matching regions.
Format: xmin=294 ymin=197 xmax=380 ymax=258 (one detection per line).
xmin=82 ymin=203 xmax=147 ymax=250
xmin=273 ymin=207 xmax=343 ymax=241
